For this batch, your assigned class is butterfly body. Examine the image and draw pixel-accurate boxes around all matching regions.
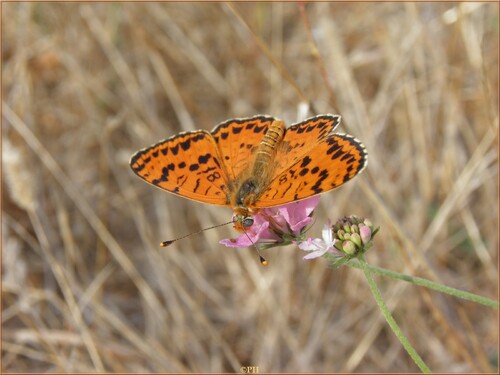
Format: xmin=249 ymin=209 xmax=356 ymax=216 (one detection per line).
xmin=229 ymin=119 xmax=287 ymax=228
xmin=130 ymin=115 xmax=367 ymax=231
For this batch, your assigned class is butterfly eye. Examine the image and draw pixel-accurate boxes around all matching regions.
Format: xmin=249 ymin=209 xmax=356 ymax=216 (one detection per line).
xmin=242 ymin=217 xmax=254 ymax=227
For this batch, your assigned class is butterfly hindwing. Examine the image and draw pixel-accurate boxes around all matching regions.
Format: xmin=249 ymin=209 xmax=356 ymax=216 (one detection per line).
xmin=255 ymin=131 xmax=367 ymax=207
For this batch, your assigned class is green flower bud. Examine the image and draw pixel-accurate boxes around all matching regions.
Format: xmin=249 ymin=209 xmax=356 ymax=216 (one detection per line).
xmin=334 ymin=241 xmax=344 ymax=252
xmin=351 ymin=233 xmax=362 ymax=248
xmin=337 ymin=230 xmax=345 ymax=240
xmin=343 ymin=240 xmax=356 ymax=255
xmin=329 ymin=216 xmax=379 ymax=257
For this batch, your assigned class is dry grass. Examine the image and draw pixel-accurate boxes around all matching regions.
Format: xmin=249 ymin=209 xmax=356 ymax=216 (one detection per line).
xmin=2 ymin=2 xmax=498 ymax=372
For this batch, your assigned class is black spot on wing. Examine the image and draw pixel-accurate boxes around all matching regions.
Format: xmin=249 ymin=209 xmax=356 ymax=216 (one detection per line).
xmin=132 ymin=163 xmax=145 ymax=173
xmin=340 ymin=152 xmax=351 ymax=161
xmin=152 ymin=173 xmax=168 ymax=185
xmin=311 ymin=169 xmax=329 ymax=194
xmin=193 ymin=178 xmax=201 ymax=193
xmin=171 ymin=144 xmax=179 ymax=155
xmin=254 ymin=123 xmax=267 ymax=133
xmin=198 ymin=154 xmax=211 ymax=164
xmin=332 ymin=149 xmax=344 ymax=159
xmin=280 ymin=183 xmax=293 ymax=198
xmin=180 ymin=139 xmax=191 ymax=151
xmin=299 ymin=168 xmax=309 ymax=176
xmin=316 ymin=120 xmax=327 ymax=129
xmin=300 ymin=156 xmax=312 ymax=168
xmin=326 ymin=141 xmax=341 ymax=155
xmin=161 ymin=163 xmax=175 ymax=178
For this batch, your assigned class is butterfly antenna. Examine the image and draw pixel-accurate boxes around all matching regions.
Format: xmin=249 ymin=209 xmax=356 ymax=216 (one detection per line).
xmin=160 ymin=221 xmax=234 ymax=247
xmin=240 ymin=227 xmax=268 ymax=267
xmin=161 ymin=219 xmax=268 ymax=267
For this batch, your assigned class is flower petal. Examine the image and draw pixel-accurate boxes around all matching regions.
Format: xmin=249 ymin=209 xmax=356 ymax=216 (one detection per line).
xmin=219 ymin=214 xmax=280 ymax=248
xmin=280 ymin=196 xmax=320 ymax=234
xmin=303 ymin=247 xmax=329 ymax=259
xmin=321 ymin=224 xmax=334 ymax=244
xmin=298 ymin=237 xmax=324 ymax=251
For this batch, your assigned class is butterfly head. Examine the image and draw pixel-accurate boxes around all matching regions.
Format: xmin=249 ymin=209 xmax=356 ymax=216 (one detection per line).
xmin=232 ymin=205 xmax=259 ymax=232
xmin=233 ymin=213 xmax=254 ymax=232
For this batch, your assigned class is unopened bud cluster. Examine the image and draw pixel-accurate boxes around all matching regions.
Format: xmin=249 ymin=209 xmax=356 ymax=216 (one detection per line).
xmin=332 ymin=216 xmax=378 ymax=256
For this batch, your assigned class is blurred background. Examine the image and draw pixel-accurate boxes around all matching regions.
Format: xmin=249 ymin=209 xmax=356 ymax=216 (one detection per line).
xmin=2 ymin=2 xmax=498 ymax=372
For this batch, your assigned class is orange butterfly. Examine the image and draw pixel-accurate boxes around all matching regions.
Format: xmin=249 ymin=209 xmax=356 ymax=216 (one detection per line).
xmin=130 ymin=114 xmax=367 ymax=231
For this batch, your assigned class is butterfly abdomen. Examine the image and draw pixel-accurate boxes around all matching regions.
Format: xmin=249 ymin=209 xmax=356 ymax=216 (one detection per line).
xmin=252 ymin=120 xmax=286 ymax=178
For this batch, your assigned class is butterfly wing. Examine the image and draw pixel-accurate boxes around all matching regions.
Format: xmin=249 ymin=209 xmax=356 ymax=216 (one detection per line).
xmin=210 ymin=116 xmax=276 ymax=182
xmin=130 ymin=131 xmax=231 ymax=206
xmin=270 ymin=114 xmax=341 ymax=177
xmin=254 ymin=116 xmax=367 ymax=207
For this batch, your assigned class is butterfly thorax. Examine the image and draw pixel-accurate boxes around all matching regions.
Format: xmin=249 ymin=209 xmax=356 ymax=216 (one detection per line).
xmin=232 ymin=120 xmax=286 ymax=231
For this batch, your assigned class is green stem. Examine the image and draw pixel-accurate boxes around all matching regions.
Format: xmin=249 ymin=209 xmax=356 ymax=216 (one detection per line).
xmin=358 ymin=256 xmax=432 ymax=373
xmin=348 ymin=262 xmax=499 ymax=309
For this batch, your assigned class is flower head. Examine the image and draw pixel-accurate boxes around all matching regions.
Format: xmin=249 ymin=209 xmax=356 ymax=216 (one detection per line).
xmin=299 ymin=215 xmax=379 ymax=263
xmin=219 ymin=196 xmax=320 ymax=249
xmin=331 ymin=215 xmax=379 ymax=256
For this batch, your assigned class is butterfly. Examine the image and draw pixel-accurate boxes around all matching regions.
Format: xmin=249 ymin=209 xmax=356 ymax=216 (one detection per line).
xmin=130 ymin=114 xmax=367 ymax=231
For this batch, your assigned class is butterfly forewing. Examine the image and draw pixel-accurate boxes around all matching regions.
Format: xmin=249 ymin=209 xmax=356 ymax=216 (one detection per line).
xmin=267 ymin=115 xmax=340 ymax=179
xmin=211 ymin=116 xmax=276 ymax=183
xmin=130 ymin=131 xmax=231 ymax=206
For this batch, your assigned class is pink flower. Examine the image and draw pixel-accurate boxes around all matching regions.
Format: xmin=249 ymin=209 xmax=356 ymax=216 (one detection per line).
xmin=299 ymin=222 xmax=342 ymax=259
xmin=219 ymin=213 xmax=280 ymax=248
xmin=219 ymin=196 xmax=320 ymax=249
